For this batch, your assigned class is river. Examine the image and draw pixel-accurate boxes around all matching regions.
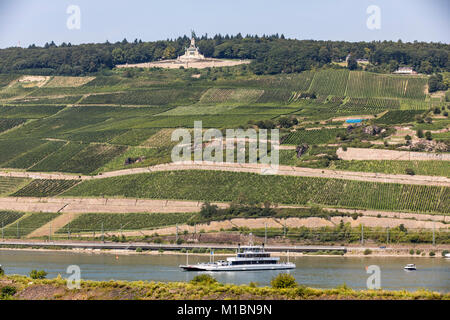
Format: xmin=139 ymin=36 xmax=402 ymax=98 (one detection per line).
xmin=0 ymin=250 xmax=449 ymax=292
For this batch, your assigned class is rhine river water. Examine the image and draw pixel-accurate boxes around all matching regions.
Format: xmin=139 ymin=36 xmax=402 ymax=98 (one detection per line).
xmin=0 ymin=250 xmax=449 ymax=292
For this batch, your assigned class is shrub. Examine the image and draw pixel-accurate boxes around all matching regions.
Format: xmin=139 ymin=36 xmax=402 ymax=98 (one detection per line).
xmin=363 ymin=249 xmax=372 ymax=255
xmin=405 ymin=168 xmax=415 ymax=175
xmin=409 ymin=249 xmax=415 ymax=255
xmin=429 ymin=251 xmax=435 ymax=257
xmin=154 ymin=237 xmax=162 ymax=244
xmin=1 ymin=286 xmax=16 ymax=298
xmin=190 ymin=274 xmax=217 ymax=285
xmin=30 ymin=270 xmax=47 ymax=279
xmin=176 ymin=238 xmax=184 ymax=245
xmin=135 ymin=247 xmax=142 ymax=253
xmin=416 ymin=250 xmax=421 ymax=255
xmin=271 ymin=273 xmax=297 ymax=289
xmin=0 ymin=265 xmax=4 ymax=276
xmin=296 ymin=285 xmax=308 ymax=297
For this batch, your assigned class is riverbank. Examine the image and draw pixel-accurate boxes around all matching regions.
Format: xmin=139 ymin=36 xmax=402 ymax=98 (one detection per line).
xmin=0 ymin=241 xmax=448 ymax=258
xmin=1 ymin=275 xmax=448 ymax=300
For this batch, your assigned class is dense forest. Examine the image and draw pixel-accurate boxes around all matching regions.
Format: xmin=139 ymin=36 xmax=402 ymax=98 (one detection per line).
xmin=0 ymin=33 xmax=448 ymax=76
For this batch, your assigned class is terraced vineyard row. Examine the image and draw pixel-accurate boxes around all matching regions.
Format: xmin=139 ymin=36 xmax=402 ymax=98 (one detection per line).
xmin=56 ymin=144 xmax=127 ymax=175
xmin=346 ymin=72 xmax=427 ymax=99
xmin=331 ymin=160 xmax=450 ymax=177
xmin=0 ymin=105 xmax=64 ymax=119
xmin=0 ymin=211 xmax=24 ymax=227
xmin=80 ymin=88 xmax=206 ymax=105
xmin=12 ymin=179 xmax=80 ymax=197
xmin=374 ymin=110 xmax=423 ymax=124
xmin=256 ymin=89 xmax=293 ymax=103
xmin=199 ymin=88 xmax=263 ymax=104
xmin=0 ymin=177 xmax=31 ymax=196
xmin=62 ymin=171 xmax=450 ymax=214
xmin=0 ymin=138 xmax=47 ymax=165
xmin=0 ymin=118 xmax=26 ymax=133
xmin=57 ymin=212 xmax=196 ymax=233
xmin=309 ymin=69 xmax=349 ymax=96
xmin=3 ymin=140 xmax=66 ymax=169
xmin=282 ymin=128 xmax=344 ymax=145
xmin=1 ymin=212 xmax=60 ymax=238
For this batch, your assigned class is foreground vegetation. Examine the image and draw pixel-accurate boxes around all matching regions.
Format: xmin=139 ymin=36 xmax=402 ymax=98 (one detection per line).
xmin=1 ymin=274 xmax=448 ymax=300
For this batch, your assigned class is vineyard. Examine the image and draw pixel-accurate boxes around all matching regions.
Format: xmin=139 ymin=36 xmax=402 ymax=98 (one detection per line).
xmin=56 ymin=144 xmax=127 ymax=174
xmin=0 ymin=105 xmax=64 ymax=119
xmin=80 ymin=88 xmax=206 ymax=105
xmin=199 ymin=88 xmax=263 ymax=104
xmin=56 ymin=212 xmax=196 ymax=234
xmin=1 ymin=212 xmax=60 ymax=238
xmin=12 ymin=179 xmax=80 ymax=197
xmin=28 ymin=142 xmax=89 ymax=172
xmin=345 ymin=72 xmax=427 ymax=99
xmin=282 ymin=128 xmax=344 ymax=145
xmin=62 ymin=170 xmax=450 ymax=214
xmin=308 ymin=69 xmax=349 ymax=96
xmin=330 ymin=160 xmax=450 ymax=177
xmin=0 ymin=177 xmax=31 ymax=196
xmin=109 ymin=128 xmax=160 ymax=146
xmin=3 ymin=140 xmax=65 ymax=169
xmin=374 ymin=110 xmax=424 ymax=124
xmin=0 ymin=138 xmax=47 ymax=165
xmin=96 ymin=146 xmax=172 ymax=173
xmin=0 ymin=211 xmax=24 ymax=227
xmin=256 ymin=89 xmax=293 ymax=103
xmin=0 ymin=118 xmax=26 ymax=133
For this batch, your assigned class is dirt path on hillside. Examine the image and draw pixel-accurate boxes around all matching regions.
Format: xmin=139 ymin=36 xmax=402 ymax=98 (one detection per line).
xmin=337 ymin=147 xmax=450 ymax=161
xmin=1 ymin=161 xmax=449 ymax=187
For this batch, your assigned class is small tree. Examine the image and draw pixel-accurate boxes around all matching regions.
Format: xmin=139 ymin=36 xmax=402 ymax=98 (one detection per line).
xmin=200 ymin=202 xmax=219 ymax=218
xmin=416 ymin=129 xmax=424 ymax=138
xmin=1 ymin=286 xmax=16 ymax=298
xmin=271 ymin=273 xmax=297 ymax=289
xmin=347 ymin=56 xmax=358 ymax=70
xmin=425 ymin=131 xmax=432 ymax=140
xmin=0 ymin=265 xmax=4 ymax=276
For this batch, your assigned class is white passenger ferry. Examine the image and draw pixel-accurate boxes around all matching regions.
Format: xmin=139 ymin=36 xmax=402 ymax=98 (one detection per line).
xmin=179 ymin=245 xmax=296 ymax=271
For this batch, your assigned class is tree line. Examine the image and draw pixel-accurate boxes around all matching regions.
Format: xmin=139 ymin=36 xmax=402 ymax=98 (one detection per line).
xmin=0 ymin=33 xmax=448 ymax=76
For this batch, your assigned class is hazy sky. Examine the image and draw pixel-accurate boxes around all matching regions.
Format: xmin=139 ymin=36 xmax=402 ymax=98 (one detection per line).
xmin=0 ymin=0 xmax=448 ymax=48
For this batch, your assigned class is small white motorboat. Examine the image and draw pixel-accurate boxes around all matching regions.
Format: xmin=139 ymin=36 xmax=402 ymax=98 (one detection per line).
xmin=445 ymin=253 xmax=450 ymax=259
xmin=404 ymin=264 xmax=416 ymax=271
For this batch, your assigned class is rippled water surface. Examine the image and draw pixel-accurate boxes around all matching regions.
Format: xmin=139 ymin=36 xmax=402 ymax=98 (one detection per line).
xmin=1 ymin=250 xmax=449 ymax=292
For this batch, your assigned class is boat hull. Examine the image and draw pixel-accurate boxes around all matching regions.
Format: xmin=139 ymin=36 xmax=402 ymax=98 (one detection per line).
xmin=180 ymin=263 xmax=296 ymax=272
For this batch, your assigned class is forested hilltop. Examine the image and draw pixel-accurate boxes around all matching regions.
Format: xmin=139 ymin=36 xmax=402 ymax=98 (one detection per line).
xmin=0 ymin=34 xmax=448 ymax=76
